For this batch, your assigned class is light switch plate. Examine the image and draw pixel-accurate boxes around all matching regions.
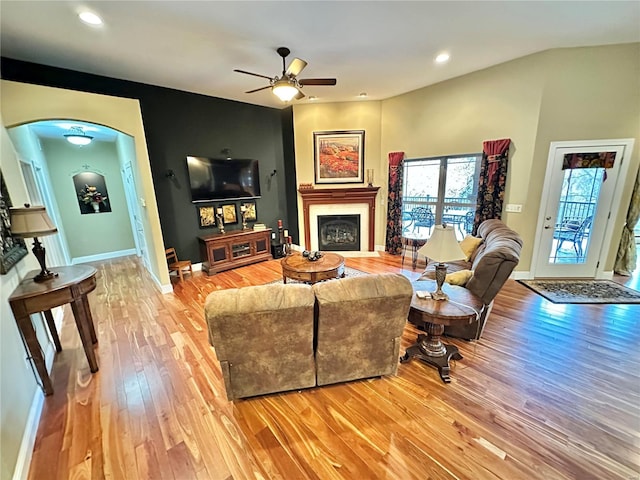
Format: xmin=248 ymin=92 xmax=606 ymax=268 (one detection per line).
xmin=505 ymin=204 xmax=523 ymax=213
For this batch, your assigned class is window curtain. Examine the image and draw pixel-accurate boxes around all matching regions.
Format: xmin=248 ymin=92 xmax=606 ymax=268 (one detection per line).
xmin=385 ymin=151 xmax=405 ymax=254
xmin=472 ymin=138 xmax=511 ymax=235
xmin=614 ymin=168 xmax=640 ymax=275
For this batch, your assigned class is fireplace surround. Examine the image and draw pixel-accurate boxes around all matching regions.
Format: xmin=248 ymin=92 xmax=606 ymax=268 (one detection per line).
xmin=298 ymin=187 xmax=380 ymax=251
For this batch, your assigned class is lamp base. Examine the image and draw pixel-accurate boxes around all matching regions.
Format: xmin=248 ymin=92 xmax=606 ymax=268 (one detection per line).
xmin=432 ymin=262 xmax=449 ymax=301
xmin=34 ymin=270 xmax=58 ymax=283
xmin=31 ymin=237 xmax=58 ymax=282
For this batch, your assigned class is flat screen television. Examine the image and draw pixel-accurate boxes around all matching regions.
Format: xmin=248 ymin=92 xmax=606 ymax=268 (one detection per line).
xmin=186 ymin=156 xmax=261 ymax=202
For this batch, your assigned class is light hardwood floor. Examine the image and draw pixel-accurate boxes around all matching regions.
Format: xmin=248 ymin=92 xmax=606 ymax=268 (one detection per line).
xmin=27 ymin=253 xmax=639 ymax=480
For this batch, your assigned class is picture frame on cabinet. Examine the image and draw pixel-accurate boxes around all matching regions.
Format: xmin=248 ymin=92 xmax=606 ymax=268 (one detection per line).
xmin=242 ymin=202 xmax=257 ymax=222
xmin=197 ymin=205 xmax=216 ymax=228
xmin=221 ymin=204 xmax=238 ymax=224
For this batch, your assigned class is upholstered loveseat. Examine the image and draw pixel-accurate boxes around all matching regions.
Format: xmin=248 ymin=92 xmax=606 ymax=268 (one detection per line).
xmin=419 ymin=219 xmax=523 ymax=340
xmin=205 ymin=273 xmax=412 ymax=400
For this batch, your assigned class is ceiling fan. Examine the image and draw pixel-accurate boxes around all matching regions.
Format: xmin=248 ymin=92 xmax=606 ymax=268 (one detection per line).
xmin=234 ymin=47 xmax=337 ymax=102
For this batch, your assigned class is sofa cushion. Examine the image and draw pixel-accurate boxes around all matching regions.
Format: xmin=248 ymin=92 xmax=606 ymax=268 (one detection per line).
xmin=459 ymin=235 xmax=483 ymax=261
xmin=313 ymin=273 xmax=412 ymax=386
xmin=445 ymin=269 xmax=473 ymax=286
xmin=205 ymin=283 xmax=316 ymax=400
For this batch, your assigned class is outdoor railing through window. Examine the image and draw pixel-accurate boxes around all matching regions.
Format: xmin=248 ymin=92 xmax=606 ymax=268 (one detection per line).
xmin=402 ymin=153 xmax=481 ymax=241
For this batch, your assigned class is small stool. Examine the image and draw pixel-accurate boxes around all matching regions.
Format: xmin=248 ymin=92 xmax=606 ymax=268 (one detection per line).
xmin=401 ymin=236 xmax=427 ymax=269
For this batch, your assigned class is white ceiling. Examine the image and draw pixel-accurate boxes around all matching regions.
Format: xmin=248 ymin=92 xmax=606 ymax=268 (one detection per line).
xmin=1 ymin=1 xmax=639 ymax=110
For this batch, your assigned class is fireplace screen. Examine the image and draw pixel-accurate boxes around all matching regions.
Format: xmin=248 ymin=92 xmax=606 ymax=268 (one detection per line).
xmin=317 ymin=215 xmax=360 ymax=251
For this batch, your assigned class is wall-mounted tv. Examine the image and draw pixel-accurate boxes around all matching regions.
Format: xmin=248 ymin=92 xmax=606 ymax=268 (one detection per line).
xmin=186 ymin=156 xmax=261 ymax=202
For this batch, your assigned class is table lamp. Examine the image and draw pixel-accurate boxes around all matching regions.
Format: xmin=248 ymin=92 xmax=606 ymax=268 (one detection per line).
xmin=417 ymin=224 xmax=465 ymax=300
xmin=9 ymin=204 xmax=58 ymax=282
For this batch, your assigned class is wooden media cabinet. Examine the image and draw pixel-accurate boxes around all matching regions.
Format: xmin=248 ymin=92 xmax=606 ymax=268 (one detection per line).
xmin=198 ymin=228 xmax=273 ymax=275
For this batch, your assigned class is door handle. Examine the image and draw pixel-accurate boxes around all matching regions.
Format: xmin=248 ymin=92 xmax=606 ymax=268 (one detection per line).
xmin=545 ymin=216 xmax=551 ymax=221
xmin=544 ymin=225 xmax=551 ymax=229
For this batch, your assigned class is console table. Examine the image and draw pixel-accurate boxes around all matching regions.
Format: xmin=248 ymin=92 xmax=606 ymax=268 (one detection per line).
xmin=199 ymin=228 xmax=273 ymax=275
xmin=8 ymin=265 xmax=99 ymax=395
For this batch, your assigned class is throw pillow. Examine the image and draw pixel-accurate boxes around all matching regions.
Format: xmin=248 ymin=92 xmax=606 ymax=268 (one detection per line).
xmin=459 ymin=235 xmax=483 ymax=261
xmin=445 ymin=269 xmax=473 ymax=286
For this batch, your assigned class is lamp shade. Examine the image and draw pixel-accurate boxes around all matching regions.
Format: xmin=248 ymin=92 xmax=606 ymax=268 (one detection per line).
xmin=272 ymin=80 xmax=299 ymax=102
xmin=417 ymin=224 xmax=465 ymax=263
xmin=9 ymin=205 xmax=58 ymax=238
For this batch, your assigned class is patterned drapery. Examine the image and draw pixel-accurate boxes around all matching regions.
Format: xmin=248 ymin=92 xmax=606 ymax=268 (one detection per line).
xmin=385 ymin=151 xmax=405 ymax=254
xmin=472 ymin=138 xmax=511 ymax=235
xmin=614 ymin=168 xmax=640 ymax=275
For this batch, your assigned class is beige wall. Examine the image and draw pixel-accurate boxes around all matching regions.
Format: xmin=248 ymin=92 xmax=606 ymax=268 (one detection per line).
xmin=293 ymin=43 xmax=640 ymax=272
xmin=0 ymin=123 xmax=44 ymax=479
xmin=292 ymin=101 xmax=384 ymax=246
xmin=0 ymin=80 xmax=169 ymax=285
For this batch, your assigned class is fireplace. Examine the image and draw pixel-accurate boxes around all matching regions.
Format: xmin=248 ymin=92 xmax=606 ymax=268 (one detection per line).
xmin=317 ymin=215 xmax=360 ymax=251
xmin=298 ymin=187 xmax=380 ymax=251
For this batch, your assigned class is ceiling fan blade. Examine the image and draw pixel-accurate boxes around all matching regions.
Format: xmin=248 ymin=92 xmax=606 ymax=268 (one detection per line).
xmin=245 ymin=85 xmax=271 ymax=94
xmin=234 ymin=69 xmax=273 ymax=81
xmin=294 ymin=90 xmax=305 ymax=100
xmin=298 ymin=78 xmax=337 ymax=86
xmin=286 ymin=58 xmax=308 ymax=77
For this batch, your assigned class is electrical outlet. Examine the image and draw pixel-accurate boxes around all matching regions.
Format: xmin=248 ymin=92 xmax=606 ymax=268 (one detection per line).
xmin=505 ymin=204 xmax=523 ymax=213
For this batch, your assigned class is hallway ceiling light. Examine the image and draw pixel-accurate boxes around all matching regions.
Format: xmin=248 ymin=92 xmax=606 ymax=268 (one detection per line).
xmin=64 ymin=127 xmax=93 ymax=146
xmin=79 ymin=11 xmax=103 ymax=26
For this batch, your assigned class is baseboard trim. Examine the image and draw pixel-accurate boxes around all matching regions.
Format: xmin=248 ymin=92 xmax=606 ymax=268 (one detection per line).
xmin=511 ymin=271 xmax=531 ymax=280
xmin=71 ymin=248 xmax=137 ymax=265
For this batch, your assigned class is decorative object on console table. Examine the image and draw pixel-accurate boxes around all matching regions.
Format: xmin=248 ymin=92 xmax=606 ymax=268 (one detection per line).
xmin=198 ymin=205 xmax=216 ymax=228
xmin=417 ymin=224 xmax=466 ymax=300
xmin=240 ymin=205 xmax=248 ymax=230
xmin=0 ymin=172 xmax=28 ymax=275
xmin=9 ymin=204 xmax=59 ymax=282
xmin=216 ymin=208 xmax=225 ymax=234
xmin=313 ymin=130 xmax=365 ymax=184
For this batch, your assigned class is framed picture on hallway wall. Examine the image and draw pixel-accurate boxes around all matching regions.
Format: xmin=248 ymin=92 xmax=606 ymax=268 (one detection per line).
xmin=313 ymin=130 xmax=365 ymax=184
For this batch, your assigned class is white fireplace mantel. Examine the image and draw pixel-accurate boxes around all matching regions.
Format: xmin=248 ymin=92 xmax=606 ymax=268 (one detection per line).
xmin=298 ymin=187 xmax=380 ymax=251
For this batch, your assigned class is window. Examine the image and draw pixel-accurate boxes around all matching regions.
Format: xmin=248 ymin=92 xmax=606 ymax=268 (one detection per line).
xmin=402 ymin=154 xmax=482 ymax=240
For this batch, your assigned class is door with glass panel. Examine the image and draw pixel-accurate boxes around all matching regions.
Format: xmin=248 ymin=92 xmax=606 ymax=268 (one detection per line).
xmin=534 ymin=141 xmax=630 ymax=278
xmin=403 ymin=155 xmax=480 ymax=240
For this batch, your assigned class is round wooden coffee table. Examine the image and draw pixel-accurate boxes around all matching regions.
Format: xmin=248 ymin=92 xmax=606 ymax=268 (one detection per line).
xmin=281 ymin=252 xmax=345 ymax=284
xmin=400 ymin=279 xmax=483 ymax=383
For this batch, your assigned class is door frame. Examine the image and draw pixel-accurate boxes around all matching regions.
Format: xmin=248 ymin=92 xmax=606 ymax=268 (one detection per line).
xmin=531 ymin=138 xmax=635 ymax=279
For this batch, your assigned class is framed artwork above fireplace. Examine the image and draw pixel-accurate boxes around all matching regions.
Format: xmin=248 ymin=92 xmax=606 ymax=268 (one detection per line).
xmin=313 ymin=130 xmax=364 ymax=184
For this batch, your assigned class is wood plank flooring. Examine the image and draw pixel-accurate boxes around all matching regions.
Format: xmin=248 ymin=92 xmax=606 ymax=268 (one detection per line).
xmin=27 ymin=253 xmax=639 ymax=480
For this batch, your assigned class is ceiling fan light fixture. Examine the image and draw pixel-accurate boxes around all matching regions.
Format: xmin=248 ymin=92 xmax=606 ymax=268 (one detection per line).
xmin=64 ymin=127 xmax=93 ymax=146
xmin=272 ymin=79 xmax=299 ymax=102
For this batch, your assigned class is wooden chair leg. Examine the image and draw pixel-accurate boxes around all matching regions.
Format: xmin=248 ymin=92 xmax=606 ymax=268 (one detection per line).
xmin=178 ymin=269 xmax=184 ymax=282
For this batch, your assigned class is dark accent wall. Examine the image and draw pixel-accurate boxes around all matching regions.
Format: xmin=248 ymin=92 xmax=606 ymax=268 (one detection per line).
xmin=1 ymin=57 xmax=299 ymax=263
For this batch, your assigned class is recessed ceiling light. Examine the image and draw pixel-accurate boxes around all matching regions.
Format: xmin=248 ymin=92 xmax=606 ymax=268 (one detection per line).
xmin=435 ymin=52 xmax=450 ymax=64
xmin=308 ymin=96 xmax=318 ymax=101
xmin=79 ymin=11 xmax=103 ymax=26
xmin=358 ymin=92 xmax=368 ymax=98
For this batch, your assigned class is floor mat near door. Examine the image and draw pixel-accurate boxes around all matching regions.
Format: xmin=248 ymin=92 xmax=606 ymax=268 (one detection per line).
xmin=518 ymin=279 xmax=640 ymax=304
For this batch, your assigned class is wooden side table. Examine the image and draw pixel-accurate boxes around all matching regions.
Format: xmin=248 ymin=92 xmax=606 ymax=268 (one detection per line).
xmin=8 ymin=265 xmax=99 ymax=395
xmin=400 ymin=279 xmax=483 ymax=383
xmin=281 ymin=252 xmax=345 ymax=284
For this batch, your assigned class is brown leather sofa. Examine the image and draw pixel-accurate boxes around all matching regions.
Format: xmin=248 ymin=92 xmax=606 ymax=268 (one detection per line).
xmin=419 ymin=219 xmax=523 ymax=340
xmin=205 ymin=273 xmax=412 ymax=400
